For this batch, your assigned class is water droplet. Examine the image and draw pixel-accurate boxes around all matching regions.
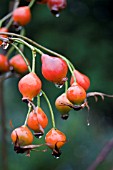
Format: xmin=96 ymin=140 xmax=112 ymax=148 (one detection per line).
xmin=87 ymin=122 xmax=90 ymax=126
xmin=55 ymin=13 xmax=60 ymax=17
xmin=39 ymin=91 xmax=42 ymax=96
xmin=55 ymin=156 xmax=60 ymax=159
xmin=34 ymin=132 xmax=43 ymax=138
xmin=15 ymin=26 xmax=22 ymax=31
xmin=55 ymin=83 xmax=64 ymax=89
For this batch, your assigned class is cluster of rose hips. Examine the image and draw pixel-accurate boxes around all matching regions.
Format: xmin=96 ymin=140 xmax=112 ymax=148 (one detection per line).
xmin=0 ymin=0 xmax=113 ymax=159
xmin=0 ymin=42 xmax=90 ymax=158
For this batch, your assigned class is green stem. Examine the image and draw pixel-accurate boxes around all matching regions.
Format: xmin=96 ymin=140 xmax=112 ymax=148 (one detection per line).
xmin=32 ymin=50 xmax=36 ymax=72
xmin=11 ymin=38 xmax=43 ymax=56
xmin=42 ymin=90 xmax=56 ymax=129
xmin=0 ymin=32 xmax=76 ymax=80
xmin=65 ymin=80 xmax=68 ymax=93
xmin=29 ymin=0 xmax=36 ymax=8
xmin=24 ymin=104 xmax=32 ymax=126
xmin=19 ymin=28 xmax=26 ymax=52
xmin=37 ymin=95 xmax=40 ymax=107
xmin=11 ymin=43 xmax=32 ymax=72
xmin=0 ymin=12 xmax=12 ymax=27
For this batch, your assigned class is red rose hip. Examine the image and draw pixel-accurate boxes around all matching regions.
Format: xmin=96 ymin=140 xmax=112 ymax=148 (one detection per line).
xmin=9 ymin=54 xmax=29 ymax=74
xmin=66 ymin=83 xmax=86 ymax=105
xmin=11 ymin=125 xmax=33 ymax=146
xmin=47 ymin=0 xmax=67 ymax=15
xmin=41 ymin=54 xmax=68 ymax=85
xmin=27 ymin=107 xmax=48 ymax=138
xmin=18 ymin=72 xmax=42 ymax=101
xmin=45 ymin=128 xmax=66 ymax=158
xmin=13 ymin=6 xmax=31 ymax=26
xmin=55 ymin=93 xmax=73 ymax=119
xmin=0 ymin=54 xmax=9 ymax=73
xmin=70 ymin=69 xmax=90 ymax=91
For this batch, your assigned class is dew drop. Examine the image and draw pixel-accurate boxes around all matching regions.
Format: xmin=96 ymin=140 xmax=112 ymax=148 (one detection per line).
xmin=87 ymin=122 xmax=90 ymax=126
xmin=55 ymin=13 xmax=60 ymax=17
xmin=55 ymin=156 xmax=60 ymax=159
xmin=39 ymin=91 xmax=42 ymax=96
xmin=55 ymin=83 xmax=64 ymax=89
xmin=15 ymin=26 xmax=22 ymax=31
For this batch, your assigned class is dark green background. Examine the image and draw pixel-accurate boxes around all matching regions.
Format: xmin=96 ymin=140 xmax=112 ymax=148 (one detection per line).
xmin=0 ymin=0 xmax=113 ymax=170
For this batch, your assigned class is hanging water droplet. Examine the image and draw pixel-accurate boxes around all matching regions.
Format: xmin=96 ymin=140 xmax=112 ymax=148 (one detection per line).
xmin=39 ymin=91 xmax=42 ymax=96
xmin=15 ymin=25 xmax=22 ymax=31
xmin=55 ymin=83 xmax=64 ymax=89
xmin=55 ymin=13 xmax=60 ymax=17
xmin=87 ymin=122 xmax=90 ymax=126
xmin=55 ymin=156 xmax=60 ymax=159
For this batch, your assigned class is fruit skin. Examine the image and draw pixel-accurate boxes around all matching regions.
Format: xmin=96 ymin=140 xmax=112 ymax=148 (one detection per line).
xmin=45 ymin=128 xmax=66 ymax=157
xmin=47 ymin=0 xmax=67 ymax=14
xmin=45 ymin=128 xmax=66 ymax=149
xmin=13 ymin=6 xmax=31 ymax=26
xmin=11 ymin=125 xmax=33 ymax=146
xmin=0 ymin=27 xmax=8 ymax=45
xmin=41 ymin=54 xmax=68 ymax=84
xmin=70 ymin=69 xmax=90 ymax=91
xmin=0 ymin=54 xmax=9 ymax=73
xmin=27 ymin=107 xmax=48 ymax=132
xmin=55 ymin=93 xmax=73 ymax=119
xmin=66 ymin=83 xmax=86 ymax=105
xmin=18 ymin=72 xmax=42 ymax=101
xmin=9 ymin=54 xmax=29 ymax=74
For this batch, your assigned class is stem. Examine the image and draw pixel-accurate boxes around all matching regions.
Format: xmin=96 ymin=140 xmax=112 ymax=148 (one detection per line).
xmin=11 ymin=38 xmax=43 ymax=55
xmin=24 ymin=104 xmax=32 ymax=126
xmin=65 ymin=80 xmax=68 ymax=93
xmin=19 ymin=28 xmax=26 ymax=52
xmin=11 ymin=43 xmax=32 ymax=72
xmin=0 ymin=80 xmax=8 ymax=170
xmin=29 ymin=0 xmax=36 ymax=8
xmin=32 ymin=50 xmax=36 ymax=73
xmin=6 ymin=0 xmax=20 ymax=29
xmin=87 ymin=138 xmax=113 ymax=170
xmin=37 ymin=95 xmax=40 ymax=107
xmin=42 ymin=90 xmax=56 ymax=129
xmin=0 ymin=32 xmax=75 ymax=79
xmin=0 ymin=12 xmax=12 ymax=27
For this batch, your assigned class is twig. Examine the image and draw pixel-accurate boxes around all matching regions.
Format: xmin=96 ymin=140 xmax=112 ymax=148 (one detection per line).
xmin=87 ymin=138 xmax=113 ymax=170
xmin=0 ymin=80 xmax=8 ymax=170
xmin=87 ymin=92 xmax=113 ymax=102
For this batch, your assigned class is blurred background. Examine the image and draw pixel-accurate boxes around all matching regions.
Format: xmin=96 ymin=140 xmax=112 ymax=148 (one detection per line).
xmin=0 ymin=0 xmax=113 ymax=170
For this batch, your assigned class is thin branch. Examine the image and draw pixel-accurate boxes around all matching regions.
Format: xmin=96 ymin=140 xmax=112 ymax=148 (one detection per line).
xmin=87 ymin=138 xmax=113 ymax=170
xmin=0 ymin=80 xmax=8 ymax=170
xmin=86 ymin=92 xmax=113 ymax=102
